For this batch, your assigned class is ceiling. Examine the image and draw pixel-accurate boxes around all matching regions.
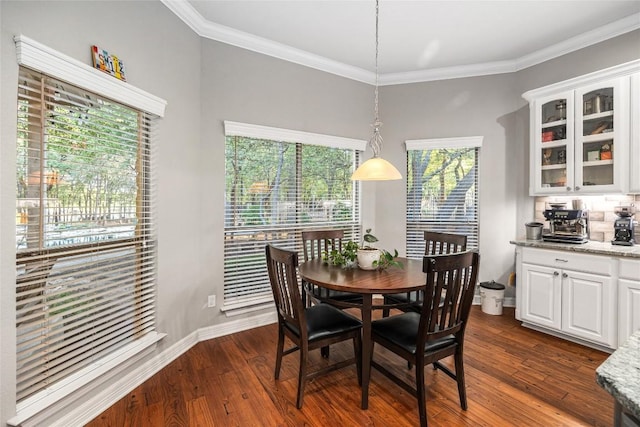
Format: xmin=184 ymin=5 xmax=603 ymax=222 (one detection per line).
xmin=162 ymin=0 xmax=640 ymax=85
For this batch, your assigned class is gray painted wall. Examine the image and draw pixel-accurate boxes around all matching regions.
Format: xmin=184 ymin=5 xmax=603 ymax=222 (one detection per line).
xmin=199 ymin=39 xmax=374 ymax=326
xmin=1 ymin=1 xmax=202 ymax=424
xmin=375 ymin=29 xmax=640 ymax=291
xmin=377 ymin=72 xmax=521 ymax=289
xmin=0 ymin=1 xmax=371 ymax=424
xmin=0 ymin=0 xmax=638 ymax=423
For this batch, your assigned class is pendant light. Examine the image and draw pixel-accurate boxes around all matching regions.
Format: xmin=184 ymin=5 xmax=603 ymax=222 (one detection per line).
xmin=351 ymin=0 xmax=402 ymax=181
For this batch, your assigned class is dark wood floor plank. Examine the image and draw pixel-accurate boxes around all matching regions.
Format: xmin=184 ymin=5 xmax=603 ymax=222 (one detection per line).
xmin=86 ymin=307 xmax=613 ymax=426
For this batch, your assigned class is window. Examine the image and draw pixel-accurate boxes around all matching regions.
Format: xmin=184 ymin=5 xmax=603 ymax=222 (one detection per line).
xmin=223 ymin=122 xmax=365 ymax=311
xmin=405 ymin=137 xmax=482 ymax=258
xmin=15 ymin=66 xmax=159 ymax=405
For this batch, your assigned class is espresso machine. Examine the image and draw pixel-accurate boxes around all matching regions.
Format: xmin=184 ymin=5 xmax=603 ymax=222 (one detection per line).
xmin=612 ymin=206 xmax=636 ymax=246
xmin=542 ymin=206 xmax=589 ymax=244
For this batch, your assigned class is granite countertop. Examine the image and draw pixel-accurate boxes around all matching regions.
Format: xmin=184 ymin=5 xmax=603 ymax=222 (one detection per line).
xmin=510 ymin=238 xmax=640 ymax=258
xmin=596 ymin=330 xmax=640 ymax=420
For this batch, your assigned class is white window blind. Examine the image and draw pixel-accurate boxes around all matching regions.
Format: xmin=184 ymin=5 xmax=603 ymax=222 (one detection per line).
xmin=224 ymin=122 xmax=363 ymax=310
xmin=15 ymin=67 xmax=158 ymax=403
xmin=405 ymin=137 xmax=482 ymax=258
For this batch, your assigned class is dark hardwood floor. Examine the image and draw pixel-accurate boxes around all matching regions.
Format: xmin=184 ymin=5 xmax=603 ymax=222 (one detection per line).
xmin=86 ymin=306 xmax=613 ymax=426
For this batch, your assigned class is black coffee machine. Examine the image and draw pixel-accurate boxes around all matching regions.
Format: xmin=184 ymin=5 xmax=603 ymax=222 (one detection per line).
xmin=612 ymin=206 xmax=636 ymax=246
xmin=542 ymin=206 xmax=589 ymax=244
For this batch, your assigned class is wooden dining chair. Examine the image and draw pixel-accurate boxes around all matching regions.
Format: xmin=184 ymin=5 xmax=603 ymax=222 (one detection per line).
xmin=370 ymin=250 xmax=480 ymax=427
xmin=382 ymin=231 xmax=467 ymax=317
xmin=265 ymin=244 xmax=362 ymax=409
xmin=301 ymin=229 xmax=363 ymax=308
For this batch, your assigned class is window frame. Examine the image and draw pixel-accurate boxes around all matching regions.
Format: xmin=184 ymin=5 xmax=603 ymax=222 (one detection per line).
xmin=222 ymin=121 xmax=366 ymax=314
xmin=404 ymin=136 xmax=482 ymax=258
xmin=10 ymin=36 xmax=166 ymax=426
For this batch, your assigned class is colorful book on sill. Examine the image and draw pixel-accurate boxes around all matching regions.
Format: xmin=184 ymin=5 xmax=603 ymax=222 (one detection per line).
xmin=91 ymin=45 xmax=126 ymax=81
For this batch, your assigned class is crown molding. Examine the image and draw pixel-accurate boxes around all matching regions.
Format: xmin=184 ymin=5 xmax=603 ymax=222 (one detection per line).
xmin=160 ymin=0 xmax=374 ymax=84
xmin=161 ymin=0 xmax=640 ymax=86
xmin=379 ymin=60 xmax=516 ymax=85
xmin=515 ymin=12 xmax=640 ymax=72
xmin=522 ymin=58 xmax=640 ymax=101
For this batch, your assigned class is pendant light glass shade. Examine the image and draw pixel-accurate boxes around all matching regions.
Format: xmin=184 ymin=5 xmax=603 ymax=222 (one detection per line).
xmin=351 ymin=157 xmax=402 ymax=180
xmin=351 ymin=0 xmax=401 ymax=181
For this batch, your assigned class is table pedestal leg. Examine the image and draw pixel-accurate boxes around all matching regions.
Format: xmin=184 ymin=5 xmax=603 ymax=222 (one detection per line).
xmin=361 ymin=294 xmax=372 ymax=410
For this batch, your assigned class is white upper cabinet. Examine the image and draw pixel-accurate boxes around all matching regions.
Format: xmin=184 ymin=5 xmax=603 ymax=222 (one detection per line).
xmin=630 ymin=73 xmax=640 ymax=193
xmin=523 ymin=60 xmax=640 ymax=196
xmin=574 ymin=78 xmax=628 ymax=194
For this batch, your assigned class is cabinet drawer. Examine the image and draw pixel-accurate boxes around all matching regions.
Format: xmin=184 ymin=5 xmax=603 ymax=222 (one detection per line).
xmin=619 ymin=258 xmax=640 ymax=280
xmin=521 ymin=247 xmax=612 ymax=275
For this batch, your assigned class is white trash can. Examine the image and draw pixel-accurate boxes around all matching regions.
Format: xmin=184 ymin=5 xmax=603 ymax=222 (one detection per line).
xmin=479 ymin=281 xmax=505 ymax=315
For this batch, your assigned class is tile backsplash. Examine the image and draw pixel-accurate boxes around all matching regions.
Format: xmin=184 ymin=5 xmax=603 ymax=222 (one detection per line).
xmin=534 ymin=194 xmax=640 ymax=242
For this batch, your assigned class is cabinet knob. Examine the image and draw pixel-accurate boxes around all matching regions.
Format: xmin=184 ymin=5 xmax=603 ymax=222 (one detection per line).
xmin=554 ymin=271 xmax=559 ymax=276
xmin=575 ymin=186 xmax=580 ymax=191
xmin=562 ymin=273 xmax=568 ymax=278
xmin=566 ymin=186 xmax=572 ymax=191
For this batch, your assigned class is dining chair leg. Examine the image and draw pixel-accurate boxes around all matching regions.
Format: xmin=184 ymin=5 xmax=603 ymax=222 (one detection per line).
xmin=301 ymin=281 xmax=309 ymax=307
xmin=275 ymin=326 xmax=285 ymax=379
xmin=382 ymin=307 xmax=390 ymax=318
xmin=296 ymin=346 xmax=308 ymax=409
xmin=416 ymin=358 xmax=428 ymax=427
xmin=354 ymin=335 xmax=362 ymax=386
xmin=454 ymin=350 xmax=468 ymax=410
xmin=321 ymin=346 xmax=330 ymax=358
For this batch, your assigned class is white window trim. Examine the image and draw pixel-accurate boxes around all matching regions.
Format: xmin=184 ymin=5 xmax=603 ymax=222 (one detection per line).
xmin=405 ymin=136 xmax=483 ymax=151
xmin=8 ymin=332 xmax=166 ymax=426
xmin=14 ymin=35 xmax=166 ymax=117
xmin=12 ymin=35 xmax=166 ymax=425
xmin=224 ymin=121 xmax=367 ymax=151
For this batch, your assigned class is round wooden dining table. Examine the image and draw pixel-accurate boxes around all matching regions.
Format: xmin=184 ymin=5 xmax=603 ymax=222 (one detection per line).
xmin=298 ymin=257 xmax=426 ymax=410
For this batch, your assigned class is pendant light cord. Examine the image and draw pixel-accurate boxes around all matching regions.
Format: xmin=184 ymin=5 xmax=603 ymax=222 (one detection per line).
xmin=370 ymin=0 xmax=383 ymax=158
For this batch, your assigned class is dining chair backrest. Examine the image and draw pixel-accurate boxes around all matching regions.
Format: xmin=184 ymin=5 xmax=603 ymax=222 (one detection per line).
xmin=420 ymin=250 xmax=479 ymax=343
xmin=301 ymin=229 xmax=344 ymax=261
xmin=381 ymin=232 xmax=469 ymax=319
xmin=266 ymin=244 xmax=362 ymax=409
xmin=265 ymin=244 xmax=306 ymax=339
xmin=424 ymin=231 xmax=467 ymax=256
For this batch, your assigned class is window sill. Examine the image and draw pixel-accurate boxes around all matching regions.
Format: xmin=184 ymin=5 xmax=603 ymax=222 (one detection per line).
xmin=220 ymin=295 xmax=274 ymax=317
xmin=8 ymin=331 xmax=166 ymax=427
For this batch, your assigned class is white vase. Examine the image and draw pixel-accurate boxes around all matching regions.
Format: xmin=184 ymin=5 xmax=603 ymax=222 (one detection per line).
xmin=357 ymin=249 xmax=381 ymax=270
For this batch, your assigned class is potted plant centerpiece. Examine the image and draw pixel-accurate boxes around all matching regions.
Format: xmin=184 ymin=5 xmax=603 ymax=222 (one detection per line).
xmin=357 ymin=229 xmax=382 ymax=270
xmin=322 ymin=229 xmax=402 ymax=271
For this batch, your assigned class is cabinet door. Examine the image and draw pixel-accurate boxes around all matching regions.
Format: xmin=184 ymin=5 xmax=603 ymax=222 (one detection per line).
xmin=521 ymin=263 xmax=562 ymax=330
xmin=574 ymin=77 xmax=629 ymax=193
xmin=530 ymin=92 xmax=574 ymax=195
xmin=618 ymin=278 xmax=640 ymax=345
xmin=561 ymin=270 xmax=615 ymax=347
xmin=630 ymin=73 xmax=640 ymax=193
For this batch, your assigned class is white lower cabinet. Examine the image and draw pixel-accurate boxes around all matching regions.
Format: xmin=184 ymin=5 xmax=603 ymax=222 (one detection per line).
xmin=561 ymin=270 xmax=614 ymax=346
xmin=518 ymin=247 xmax=617 ymax=349
xmin=618 ymin=258 xmax=640 ymax=345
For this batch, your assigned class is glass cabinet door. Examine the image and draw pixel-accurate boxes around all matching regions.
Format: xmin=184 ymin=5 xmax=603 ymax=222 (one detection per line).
xmin=574 ymin=78 xmax=628 ymax=193
xmin=533 ymin=92 xmax=574 ymax=194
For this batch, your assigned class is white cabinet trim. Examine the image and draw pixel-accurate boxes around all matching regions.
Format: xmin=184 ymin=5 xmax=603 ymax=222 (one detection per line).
xmin=522 ymin=60 xmax=640 ymax=101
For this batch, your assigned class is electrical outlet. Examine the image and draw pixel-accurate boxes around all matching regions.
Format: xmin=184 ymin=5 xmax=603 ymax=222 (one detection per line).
xmin=208 ymin=295 xmax=216 ymax=308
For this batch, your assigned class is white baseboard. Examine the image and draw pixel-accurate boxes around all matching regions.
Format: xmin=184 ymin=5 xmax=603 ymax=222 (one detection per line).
xmin=49 ymin=331 xmax=198 ymax=427
xmin=520 ymin=322 xmax=614 ymax=353
xmin=55 ymin=297 xmax=529 ymax=426
xmin=50 ymin=312 xmax=278 ymax=426
xmin=198 ymin=310 xmax=277 ymax=341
